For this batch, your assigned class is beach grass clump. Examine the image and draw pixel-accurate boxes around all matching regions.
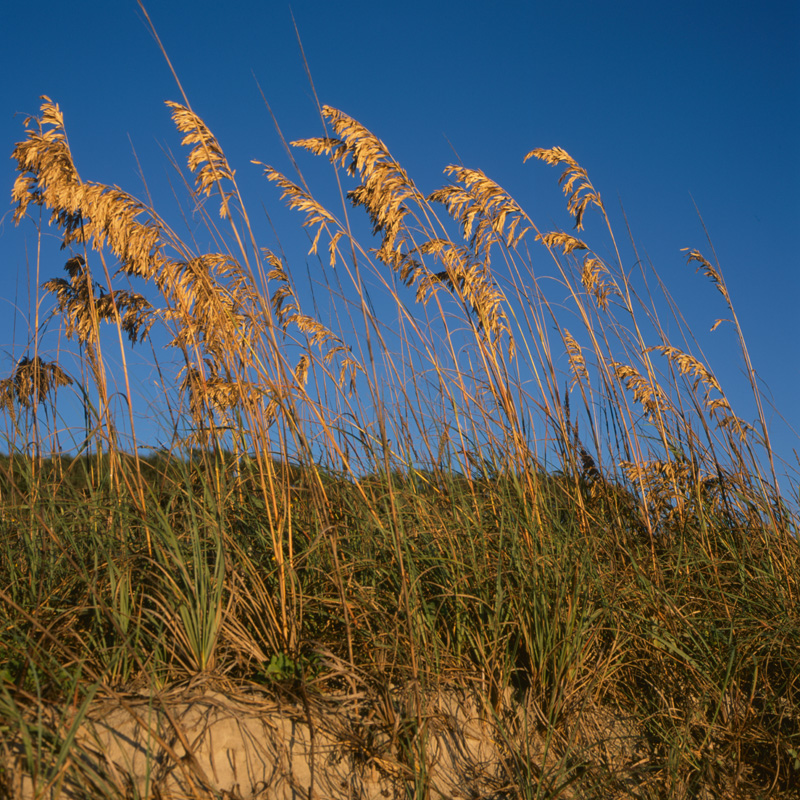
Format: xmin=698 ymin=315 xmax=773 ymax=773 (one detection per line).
xmin=0 ymin=88 xmax=797 ymax=799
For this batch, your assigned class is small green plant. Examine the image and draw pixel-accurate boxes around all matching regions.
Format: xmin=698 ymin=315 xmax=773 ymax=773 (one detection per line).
xmin=255 ymin=650 xmax=320 ymax=683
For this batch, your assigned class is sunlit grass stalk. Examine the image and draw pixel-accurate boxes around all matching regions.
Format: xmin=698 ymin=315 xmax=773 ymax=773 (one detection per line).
xmin=1 ymin=76 xmax=798 ymax=798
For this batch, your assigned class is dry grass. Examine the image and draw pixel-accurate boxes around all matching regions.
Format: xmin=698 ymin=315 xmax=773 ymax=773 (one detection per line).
xmin=0 ymin=73 xmax=797 ymax=799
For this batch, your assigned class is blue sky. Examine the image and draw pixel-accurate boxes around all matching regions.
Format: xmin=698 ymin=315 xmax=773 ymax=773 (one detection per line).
xmin=1 ymin=1 xmax=798 ymax=478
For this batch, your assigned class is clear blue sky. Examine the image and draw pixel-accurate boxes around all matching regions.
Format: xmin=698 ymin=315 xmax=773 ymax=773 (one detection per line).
xmin=1 ymin=1 xmax=798 ymax=476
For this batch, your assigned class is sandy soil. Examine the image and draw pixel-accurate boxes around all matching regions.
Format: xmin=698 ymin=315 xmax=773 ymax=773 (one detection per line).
xmin=1 ymin=677 xmax=648 ymax=799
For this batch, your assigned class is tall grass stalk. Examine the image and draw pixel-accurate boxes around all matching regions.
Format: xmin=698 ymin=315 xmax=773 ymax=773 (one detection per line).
xmin=0 ymin=68 xmax=797 ymax=798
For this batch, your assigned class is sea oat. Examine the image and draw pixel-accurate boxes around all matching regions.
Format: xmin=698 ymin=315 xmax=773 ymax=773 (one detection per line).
xmin=716 ymin=414 xmax=754 ymax=442
xmin=429 ymin=166 xmax=531 ymax=255
xmin=292 ymin=315 xmax=364 ymax=394
xmin=611 ymin=361 xmax=665 ymax=419
xmin=563 ymin=330 xmax=589 ymax=390
xmin=682 ymin=248 xmax=732 ymax=308
xmin=293 ymin=106 xmax=421 ymax=266
xmin=413 ymin=238 xmax=512 ymax=348
xmin=258 ymin=166 xmax=340 ymax=259
xmin=43 ymin=256 xmax=154 ymax=347
xmin=536 ymin=231 xmax=589 ymax=256
xmin=580 ymin=256 xmax=616 ymax=311
xmin=525 ymin=147 xmax=603 ymax=230
xmin=0 ymin=356 xmax=72 ymax=421
xmin=645 ymin=345 xmax=722 ymax=397
xmin=166 ymin=101 xmax=236 ymax=218
xmin=267 ymin=262 xmax=300 ymax=332
xmin=12 ymin=99 xmax=170 ymax=285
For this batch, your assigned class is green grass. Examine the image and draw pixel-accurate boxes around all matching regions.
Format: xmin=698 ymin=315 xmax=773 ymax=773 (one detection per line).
xmin=0 ymin=74 xmax=798 ymax=797
xmin=1 ymin=449 xmax=797 ymax=796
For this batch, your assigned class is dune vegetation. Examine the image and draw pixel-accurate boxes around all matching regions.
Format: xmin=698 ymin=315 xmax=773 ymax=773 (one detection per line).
xmin=0 ymin=54 xmax=798 ymax=800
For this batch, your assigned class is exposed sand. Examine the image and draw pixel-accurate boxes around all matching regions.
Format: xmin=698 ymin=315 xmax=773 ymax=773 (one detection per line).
xmin=2 ymin=676 xmax=650 ymax=799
